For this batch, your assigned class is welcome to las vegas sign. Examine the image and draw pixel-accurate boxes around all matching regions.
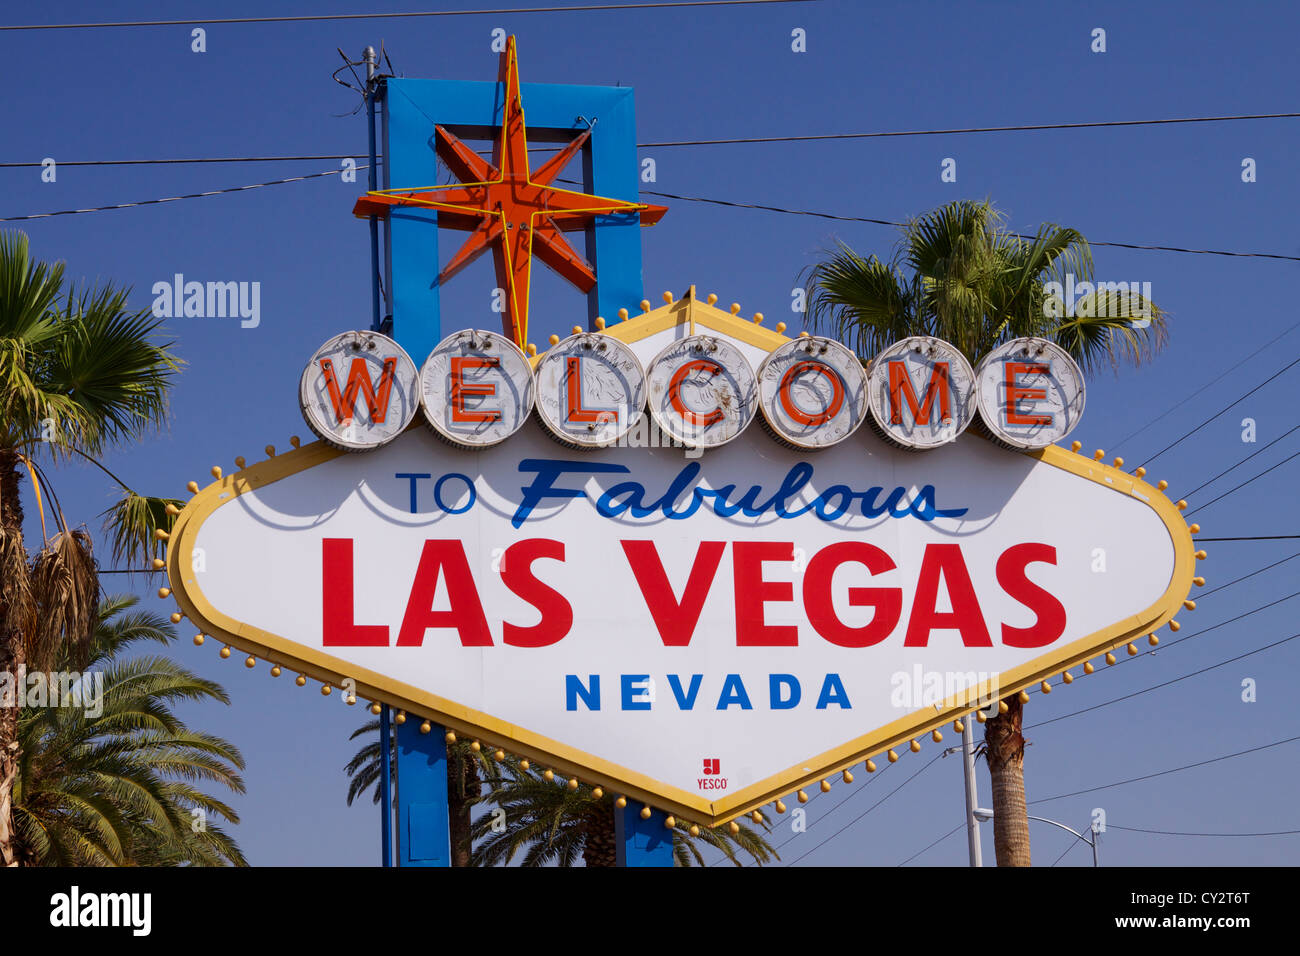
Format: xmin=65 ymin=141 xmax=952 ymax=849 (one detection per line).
xmin=163 ymin=289 xmax=1198 ymax=828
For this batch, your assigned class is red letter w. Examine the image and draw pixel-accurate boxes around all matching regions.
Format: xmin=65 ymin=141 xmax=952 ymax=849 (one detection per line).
xmin=320 ymin=356 xmax=398 ymax=424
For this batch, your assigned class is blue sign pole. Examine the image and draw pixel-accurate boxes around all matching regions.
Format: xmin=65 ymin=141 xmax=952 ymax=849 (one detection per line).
xmin=384 ymin=77 xmax=647 ymax=343
xmin=363 ymin=56 xmax=404 ymax=869
xmin=379 ymin=55 xmax=666 ymax=868
xmin=616 ymin=805 xmax=675 ymax=867
xmin=395 ymin=721 xmax=451 ymax=867
xmin=378 ymin=704 xmax=393 ymax=867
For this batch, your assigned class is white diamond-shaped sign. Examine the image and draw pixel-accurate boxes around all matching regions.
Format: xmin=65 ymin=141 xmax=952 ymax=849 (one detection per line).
xmin=166 ymin=290 xmax=1196 ymax=827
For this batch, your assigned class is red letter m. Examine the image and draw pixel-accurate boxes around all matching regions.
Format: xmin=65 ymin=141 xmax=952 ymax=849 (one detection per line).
xmin=888 ymin=360 xmax=951 ymax=426
xmin=319 ymin=357 xmax=398 ymax=424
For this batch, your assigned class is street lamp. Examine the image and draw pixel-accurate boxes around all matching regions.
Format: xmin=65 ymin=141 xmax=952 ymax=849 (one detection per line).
xmin=973 ymin=808 xmax=1100 ymax=866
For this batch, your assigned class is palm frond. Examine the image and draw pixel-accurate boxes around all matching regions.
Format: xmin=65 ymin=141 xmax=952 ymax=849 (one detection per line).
xmin=101 ymin=490 xmax=182 ymax=569
xmin=28 ymin=528 xmax=98 ymax=671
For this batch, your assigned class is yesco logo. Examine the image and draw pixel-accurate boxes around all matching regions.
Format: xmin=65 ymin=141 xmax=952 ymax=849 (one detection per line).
xmin=298 ymin=328 xmax=1087 ymax=455
xmin=699 ymin=757 xmax=726 ymax=791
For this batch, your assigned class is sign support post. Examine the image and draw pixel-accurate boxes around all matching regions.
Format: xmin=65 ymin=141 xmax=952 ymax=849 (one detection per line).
xmin=615 ymin=805 xmax=674 ymax=867
xmin=379 ymin=704 xmax=393 ymax=867
xmin=962 ymin=719 xmax=983 ymax=867
xmin=395 ymin=721 xmax=451 ymax=867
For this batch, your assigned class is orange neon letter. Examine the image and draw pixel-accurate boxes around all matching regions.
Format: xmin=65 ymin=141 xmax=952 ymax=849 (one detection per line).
xmin=565 ymin=356 xmax=618 ymax=425
xmin=1004 ymin=362 xmax=1052 ymax=426
xmin=450 ymin=356 xmax=502 ymax=423
xmin=667 ymin=359 xmax=725 ymax=427
xmin=778 ymin=361 xmax=844 ymax=427
xmin=888 ymin=360 xmax=951 ymax=425
xmin=320 ymin=356 xmax=398 ymax=424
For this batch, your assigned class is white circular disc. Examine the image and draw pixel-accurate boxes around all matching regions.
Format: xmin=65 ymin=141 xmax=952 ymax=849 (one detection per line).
xmin=534 ymin=332 xmax=647 ymax=448
xmin=299 ymin=331 xmax=419 ymax=451
xmin=974 ymin=337 xmax=1086 ymax=449
xmin=756 ymin=336 xmax=869 ymax=449
xmin=419 ymin=329 xmax=535 ymax=448
xmin=645 ymin=335 xmax=758 ymax=449
xmin=867 ymin=336 xmax=977 ymax=449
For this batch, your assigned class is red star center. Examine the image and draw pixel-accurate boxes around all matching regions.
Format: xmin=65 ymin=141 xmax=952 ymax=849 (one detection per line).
xmin=353 ymin=35 xmax=668 ymax=349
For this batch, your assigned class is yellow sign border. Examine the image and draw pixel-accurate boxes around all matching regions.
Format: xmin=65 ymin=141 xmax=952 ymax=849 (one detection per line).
xmin=167 ymin=292 xmax=1197 ymax=828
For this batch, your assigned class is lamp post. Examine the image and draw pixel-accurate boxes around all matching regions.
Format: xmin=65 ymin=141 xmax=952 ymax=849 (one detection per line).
xmin=973 ymin=808 xmax=1100 ymax=866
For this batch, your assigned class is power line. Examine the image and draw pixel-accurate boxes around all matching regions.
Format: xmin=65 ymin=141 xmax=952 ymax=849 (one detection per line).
xmin=1049 ymin=835 xmax=1088 ymax=866
xmin=630 ymin=185 xmax=1300 ymax=261
xmin=0 ymin=1 xmax=815 ymax=31
xmin=1188 ymin=449 xmax=1300 ymax=517
xmin=720 ymin=757 xmax=905 ymax=867
xmin=1106 ymin=823 xmax=1300 ymax=838
xmin=1184 ymin=425 xmax=1300 ymax=499
xmin=13 ymin=162 xmax=1296 ymax=267
xmin=1022 ymin=587 xmax=1300 ymax=710
xmin=1196 ymin=534 xmax=1300 ymax=542
xmin=0 ymin=165 xmax=365 ymax=221
xmin=639 ymin=112 xmax=1300 ymax=146
xmin=1030 ymin=733 xmax=1300 ymax=805
xmin=0 ymin=156 xmax=369 ymax=168
xmin=896 ymin=821 xmax=965 ymax=866
xmin=784 ymin=753 xmax=945 ymax=866
xmin=641 ymin=188 xmax=898 ymax=226
xmin=1027 ymin=630 xmax=1300 ymax=730
xmin=1137 ymin=355 xmax=1300 ymax=469
xmin=1197 ymin=550 xmax=1300 ymax=599
xmin=1110 ymin=320 xmax=1300 ymax=453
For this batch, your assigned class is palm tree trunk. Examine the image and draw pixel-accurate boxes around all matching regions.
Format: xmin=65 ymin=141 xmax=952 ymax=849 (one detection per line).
xmin=448 ymin=752 xmax=479 ymax=867
xmin=582 ymin=803 xmax=618 ymax=866
xmin=0 ymin=450 xmax=27 ymax=867
xmin=983 ymin=694 xmax=1031 ymax=866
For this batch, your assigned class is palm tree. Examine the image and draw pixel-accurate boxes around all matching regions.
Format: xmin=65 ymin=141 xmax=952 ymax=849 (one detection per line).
xmin=804 ymin=199 xmax=1168 ymax=866
xmin=469 ymin=759 xmax=779 ymax=867
xmin=346 ymin=727 xmax=778 ymax=866
xmin=0 ymin=230 xmax=182 ymax=865
xmin=805 ymin=199 xmax=1167 ymax=372
xmin=13 ymin=595 xmax=246 ymax=865
xmin=346 ymin=720 xmax=504 ymax=866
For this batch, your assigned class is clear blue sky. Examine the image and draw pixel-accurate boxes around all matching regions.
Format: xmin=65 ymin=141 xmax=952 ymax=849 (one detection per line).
xmin=4 ymin=0 xmax=1298 ymax=866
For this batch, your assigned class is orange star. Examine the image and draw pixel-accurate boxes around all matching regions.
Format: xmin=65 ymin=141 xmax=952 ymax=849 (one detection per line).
xmin=353 ymin=36 xmax=667 ymax=348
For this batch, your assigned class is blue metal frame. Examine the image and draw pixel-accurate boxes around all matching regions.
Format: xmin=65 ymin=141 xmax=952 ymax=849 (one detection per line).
xmin=616 ymin=805 xmax=675 ymax=867
xmin=378 ymin=70 xmax=664 ymax=868
xmin=383 ymin=77 xmax=646 ymax=354
xmin=395 ymin=721 xmax=451 ymax=867
xmin=379 ymin=704 xmax=393 ymax=866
